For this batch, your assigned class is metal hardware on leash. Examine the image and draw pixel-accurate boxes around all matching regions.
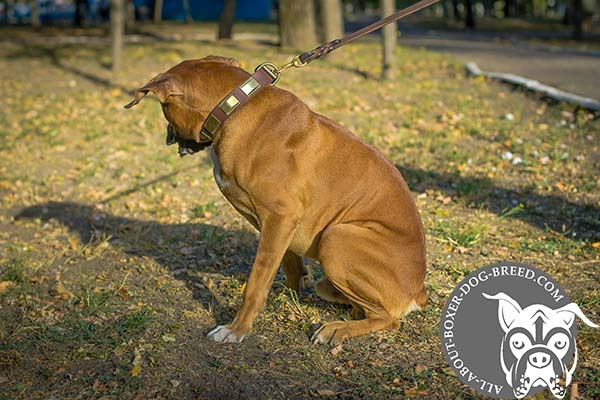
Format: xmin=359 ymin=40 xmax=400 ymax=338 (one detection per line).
xmin=256 ymin=0 xmax=440 ymax=85
xmin=254 ymin=55 xmax=308 ymax=85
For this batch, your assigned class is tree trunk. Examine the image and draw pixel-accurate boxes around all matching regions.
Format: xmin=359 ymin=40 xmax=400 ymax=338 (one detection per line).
xmin=482 ymin=0 xmax=494 ymax=16
xmin=441 ymin=0 xmax=449 ymax=18
xmin=572 ymin=0 xmax=583 ymax=40
xmin=110 ymin=0 xmax=125 ymax=72
xmin=218 ymin=0 xmax=236 ymax=39
xmin=278 ymin=0 xmax=317 ymax=50
xmin=465 ymin=0 xmax=475 ymax=28
xmin=153 ymin=0 xmax=162 ymax=22
xmin=504 ymin=0 xmax=513 ymax=17
xmin=380 ymin=0 xmax=396 ymax=80
xmin=318 ymin=0 xmax=344 ymax=42
xmin=30 ymin=0 xmax=41 ymax=28
xmin=74 ymin=0 xmax=83 ymax=27
xmin=126 ymin=0 xmax=135 ymax=31
xmin=451 ymin=0 xmax=461 ymax=20
xmin=182 ymin=0 xmax=193 ymax=23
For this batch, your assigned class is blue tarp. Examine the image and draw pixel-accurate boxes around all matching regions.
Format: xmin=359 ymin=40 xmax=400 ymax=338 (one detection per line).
xmin=1 ymin=0 xmax=273 ymax=24
xmin=159 ymin=0 xmax=273 ymax=21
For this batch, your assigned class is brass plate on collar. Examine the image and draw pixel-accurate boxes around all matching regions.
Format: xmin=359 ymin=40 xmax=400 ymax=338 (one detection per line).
xmin=204 ymin=114 xmax=221 ymax=134
xmin=240 ymin=77 xmax=260 ymax=96
xmin=219 ymin=95 xmax=240 ymax=115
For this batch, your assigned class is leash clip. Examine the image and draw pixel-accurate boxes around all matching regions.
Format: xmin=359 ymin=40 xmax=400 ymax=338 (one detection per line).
xmin=277 ymin=55 xmax=308 ymax=74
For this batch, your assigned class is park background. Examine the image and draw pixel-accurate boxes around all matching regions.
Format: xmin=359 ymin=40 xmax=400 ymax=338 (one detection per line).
xmin=1 ymin=0 xmax=599 ymax=399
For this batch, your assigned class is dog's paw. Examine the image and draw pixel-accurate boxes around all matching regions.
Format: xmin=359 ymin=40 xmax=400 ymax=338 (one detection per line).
xmin=311 ymin=321 xmax=348 ymax=346
xmin=207 ymin=325 xmax=245 ymax=343
xmin=299 ymin=273 xmax=314 ymax=295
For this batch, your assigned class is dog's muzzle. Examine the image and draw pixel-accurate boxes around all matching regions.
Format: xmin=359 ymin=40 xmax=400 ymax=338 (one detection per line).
xmin=166 ymin=124 xmax=212 ymax=157
xmin=510 ymin=346 xmax=568 ymax=399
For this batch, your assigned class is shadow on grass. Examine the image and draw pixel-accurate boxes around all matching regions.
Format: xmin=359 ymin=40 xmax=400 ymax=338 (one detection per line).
xmin=15 ymin=201 xmax=258 ymax=322
xmin=4 ymin=39 xmax=156 ymax=94
xmin=397 ymin=164 xmax=600 ymax=241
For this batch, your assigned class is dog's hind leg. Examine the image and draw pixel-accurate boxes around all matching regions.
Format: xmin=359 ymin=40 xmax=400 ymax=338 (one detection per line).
xmin=311 ymin=223 xmax=425 ymax=345
xmin=282 ymin=250 xmax=312 ymax=294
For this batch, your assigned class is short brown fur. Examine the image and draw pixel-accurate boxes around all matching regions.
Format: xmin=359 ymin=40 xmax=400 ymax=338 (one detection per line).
xmin=127 ymin=56 xmax=427 ymax=345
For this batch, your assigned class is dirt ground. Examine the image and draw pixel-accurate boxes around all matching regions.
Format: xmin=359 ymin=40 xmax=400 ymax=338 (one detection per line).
xmin=0 ymin=26 xmax=599 ymax=399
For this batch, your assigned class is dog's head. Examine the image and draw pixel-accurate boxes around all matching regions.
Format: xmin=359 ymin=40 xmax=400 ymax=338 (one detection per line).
xmin=484 ymin=292 xmax=598 ymax=399
xmin=124 ymin=55 xmax=245 ymax=156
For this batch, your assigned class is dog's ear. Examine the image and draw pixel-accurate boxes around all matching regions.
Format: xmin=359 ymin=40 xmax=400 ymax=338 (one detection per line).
xmin=555 ymin=303 xmax=599 ymax=329
xmin=200 ymin=55 xmax=242 ymax=68
xmin=124 ymin=73 xmax=183 ymax=109
xmin=483 ymin=292 xmax=522 ymax=332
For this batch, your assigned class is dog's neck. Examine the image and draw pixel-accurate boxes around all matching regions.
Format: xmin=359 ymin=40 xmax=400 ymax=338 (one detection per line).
xmin=197 ymin=65 xmax=279 ymax=143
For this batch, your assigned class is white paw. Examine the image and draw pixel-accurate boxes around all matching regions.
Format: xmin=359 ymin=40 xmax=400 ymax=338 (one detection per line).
xmin=207 ymin=325 xmax=245 ymax=343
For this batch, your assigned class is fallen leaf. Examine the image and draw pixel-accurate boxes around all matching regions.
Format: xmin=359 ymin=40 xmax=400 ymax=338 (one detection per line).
xmin=329 ymin=344 xmax=343 ymax=356
xmin=130 ymin=364 xmax=141 ymax=377
xmin=454 ymin=246 xmax=468 ymax=254
xmin=392 ymin=377 xmax=402 ymax=387
xmin=162 ymin=334 xmax=176 ymax=343
xmin=405 ymin=387 xmax=429 ymax=396
xmin=0 ymin=281 xmax=15 ymax=294
xmin=415 ymin=363 xmax=428 ymax=373
xmin=55 ymin=280 xmax=74 ymax=299
xmin=315 ymin=389 xmax=337 ymax=397
xmin=442 ymin=367 xmax=456 ymax=376
xmin=118 ymin=286 xmax=131 ymax=300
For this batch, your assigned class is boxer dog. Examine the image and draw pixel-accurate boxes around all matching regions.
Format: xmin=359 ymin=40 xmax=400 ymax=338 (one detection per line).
xmin=125 ymin=56 xmax=427 ymax=345
xmin=484 ymin=292 xmax=598 ymax=399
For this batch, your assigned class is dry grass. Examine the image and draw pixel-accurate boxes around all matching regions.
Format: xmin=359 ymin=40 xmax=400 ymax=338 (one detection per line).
xmin=0 ymin=25 xmax=598 ymax=399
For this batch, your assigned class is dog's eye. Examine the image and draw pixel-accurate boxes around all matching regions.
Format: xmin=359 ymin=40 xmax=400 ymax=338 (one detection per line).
xmin=512 ymin=340 xmax=525 ymax=349
xmin=554 ymin=340 xmax=566 ymax=350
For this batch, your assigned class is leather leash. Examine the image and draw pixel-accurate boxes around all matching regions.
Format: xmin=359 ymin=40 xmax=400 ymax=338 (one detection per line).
xmin=198 ymin=0 xmax=440 ymax=144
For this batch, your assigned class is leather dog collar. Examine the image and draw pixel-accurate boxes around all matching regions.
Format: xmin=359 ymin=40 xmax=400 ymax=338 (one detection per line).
xmin=198 ymin=63 xmax=279 ymax=142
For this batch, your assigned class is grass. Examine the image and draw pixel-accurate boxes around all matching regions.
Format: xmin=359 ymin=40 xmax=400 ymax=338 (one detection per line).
xmin=0 ymin=23 xmax=599 ymax=399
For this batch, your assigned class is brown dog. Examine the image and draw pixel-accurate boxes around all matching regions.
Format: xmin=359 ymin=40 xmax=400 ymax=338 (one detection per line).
xmin=126 ymin=55 xmax=427 ymax=345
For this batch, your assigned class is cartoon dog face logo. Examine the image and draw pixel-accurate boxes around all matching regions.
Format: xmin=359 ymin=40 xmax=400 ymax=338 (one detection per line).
xmin=484 ymin=292 xmax=598 ymax=399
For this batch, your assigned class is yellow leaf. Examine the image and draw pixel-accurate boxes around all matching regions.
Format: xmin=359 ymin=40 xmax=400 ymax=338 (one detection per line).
xmin=56 ymin=280 xmax=74 ymax=299
xmin=161 ymin=334 xmax=176 ymax=343
xmin=131 ymin=364 xmax=141 ymax=377
xmin=0 ymin=281 xmax=15 ymax=294
xmin=592 ymin=242 xmax=600 ymax=248
xmin=415 ymin=363 xmax=429 ymax=373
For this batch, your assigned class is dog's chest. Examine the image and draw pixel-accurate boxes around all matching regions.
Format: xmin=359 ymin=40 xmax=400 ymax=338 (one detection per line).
xmin=209 ymin=146 xmax=230 ymax=190
xmin=209 ymin=147 xmax=259 ymax=227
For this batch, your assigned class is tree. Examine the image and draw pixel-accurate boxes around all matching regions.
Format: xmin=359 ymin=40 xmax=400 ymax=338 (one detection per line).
xmin=504 ymin=0 xmax=513 ymax=17
xmin=153 ymin=0 xmax=162 ymax=22
xmin=464 ymin=0 xmax=475 ymax=29
xmin=451 ymin=0 xmax=461 ymax=20
xmin=30 ymin=0 xmax=40 ymax=28
xmin=317 ymin=0 xmax=344 ymax=42
xmin=218 ymin=0 xmax=236 ymax=39
xmin=278 ymin=0 xmax=317 ymax=50
xmin=572 ymin=0 xmax=583 ymax=40
xmin=126 ymin=0 xmax=135 ymax=31
xmin=74 ymin=0 xmax=86 ymax=27
xmin=111 ymin=0 xmax=125 ymax=72
xmin=182 ymin=0 xmax=193 ymax=23
xmin=380 ymin=0 xmax=396 ymax=80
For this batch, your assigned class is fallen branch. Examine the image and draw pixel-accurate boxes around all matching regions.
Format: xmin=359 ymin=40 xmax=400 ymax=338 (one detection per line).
xmin=466 ymin=62 xmax=600 ymax=111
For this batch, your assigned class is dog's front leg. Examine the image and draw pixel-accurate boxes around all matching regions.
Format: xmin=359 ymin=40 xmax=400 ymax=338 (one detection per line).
xmin=208 ymin=215 xmax=298 ymax=343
